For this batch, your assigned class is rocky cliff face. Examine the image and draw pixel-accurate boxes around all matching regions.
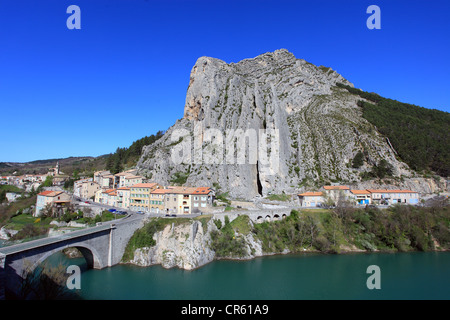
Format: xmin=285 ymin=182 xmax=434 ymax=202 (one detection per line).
xmin=130 ymin=217 xmax=263 ymax=270
xmin=130 ymin=219 xmax=215 ymax=270
xmin=137 ymin=49 xmax=444 ymax=199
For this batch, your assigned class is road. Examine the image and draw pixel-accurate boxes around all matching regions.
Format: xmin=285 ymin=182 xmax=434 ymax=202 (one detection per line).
xmin=73 ymin=196 xmax=204 ymax=220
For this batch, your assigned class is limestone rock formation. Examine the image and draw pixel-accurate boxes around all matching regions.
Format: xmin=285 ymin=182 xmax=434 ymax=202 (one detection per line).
xmin=129 ymin=217 xmax=264 ymax=270
xmin=136 ymin=49 xmax=443 ymax=199
xmin=131 ymin=219 xmax=216 ymax=270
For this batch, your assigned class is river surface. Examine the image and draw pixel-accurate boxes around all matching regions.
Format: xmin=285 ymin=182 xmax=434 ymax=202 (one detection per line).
xmin=46 ymin=251 xmax=450 ymax=300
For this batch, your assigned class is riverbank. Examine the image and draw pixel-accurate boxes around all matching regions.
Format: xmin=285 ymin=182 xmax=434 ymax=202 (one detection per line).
xmin=121 ymin=205 xmax=450 ymax=270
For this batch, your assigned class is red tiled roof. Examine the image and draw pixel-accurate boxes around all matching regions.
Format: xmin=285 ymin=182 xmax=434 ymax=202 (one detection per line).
xmin=366 ymin=189 xmax=417 ymax=193
xmin=38 ymin=191 xmax=63 ymax=197
xmin=351 ymin=190 xmax=371 ymax=195
xmin=298 ymin=192 xmax=323 ymax=196
xmin=151 ymin=188 xmax=170 ymax=194
xmin=323 ymin=186 xmax=350 ymax=190
xmin=193 ymin=187 xmax=212 ymax=194
xmin=130 ymin=183 xmax=159 ymax=188
xmin=164 ymin=186 xmax=198 ymax=194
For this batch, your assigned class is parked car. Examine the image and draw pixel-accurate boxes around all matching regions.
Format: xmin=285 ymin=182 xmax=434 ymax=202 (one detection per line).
xmin=137 ymin=211 xmax=144 ymax=214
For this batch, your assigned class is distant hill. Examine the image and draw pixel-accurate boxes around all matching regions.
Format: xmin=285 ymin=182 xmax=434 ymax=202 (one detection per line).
xmin=0 ymin=156 xmax=109 ymax=176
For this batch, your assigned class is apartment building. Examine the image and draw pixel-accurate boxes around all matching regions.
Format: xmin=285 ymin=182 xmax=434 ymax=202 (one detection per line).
xmin=74 ymin=178 xmax=101 ymax=200
xmin=149 ymin=188 xmax=168 ymax=213
xmin=117 ymin=187 xmax=131 ymax=209
xmin=367 ymin=189 xmax=420 ymax=205
xmin=163 ymin=187 xmax=197 ymax=215
xmin=190 ymin=187 xmax=215 ymax=213
xmin=129 ymin=183 xmax=161 ymax=212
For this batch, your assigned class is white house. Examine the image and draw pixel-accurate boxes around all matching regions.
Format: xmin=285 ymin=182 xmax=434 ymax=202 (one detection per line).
xmin=297 ymin=192 xmax=324 ymax=207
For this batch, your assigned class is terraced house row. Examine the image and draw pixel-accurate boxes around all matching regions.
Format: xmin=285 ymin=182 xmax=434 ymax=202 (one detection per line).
xmin=297 ymin=185 xmax=420 ymax=208
xmin=94 ymin=182 xmax=215 ymax=215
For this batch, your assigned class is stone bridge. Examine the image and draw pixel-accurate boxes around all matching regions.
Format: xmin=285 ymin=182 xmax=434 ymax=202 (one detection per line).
xmin=0 ymin=214 xmax=144 ymax=299
xmin=213 ymin=207 xmax=293 ymax=224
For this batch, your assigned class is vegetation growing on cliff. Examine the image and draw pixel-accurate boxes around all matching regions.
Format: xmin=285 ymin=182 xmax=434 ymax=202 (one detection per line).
xmin=122 ymin=217 xmax=191 ymax=262
xmin=106 ymin=130 xmax=165 ymax=173
xmin=253 ymin=205 xmax=450 ymax=254
xmin=336 ymin=82 xmax=450 ymax=177
xmin=210 ymin=215 xmax=249 ymax=258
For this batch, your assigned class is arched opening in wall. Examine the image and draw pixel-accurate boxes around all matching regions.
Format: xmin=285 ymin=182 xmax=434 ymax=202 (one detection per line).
xmin=20 ymin=247 xmax=90 ymax=300
xmin=273 ymin=214 xmax=280 ymax=221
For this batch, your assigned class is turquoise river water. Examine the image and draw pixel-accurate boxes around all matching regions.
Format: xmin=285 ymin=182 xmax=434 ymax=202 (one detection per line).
xmin=46 ymin=250 xmax=450 ymax=300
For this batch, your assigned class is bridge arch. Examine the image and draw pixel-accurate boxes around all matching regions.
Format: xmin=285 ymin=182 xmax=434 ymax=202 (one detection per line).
xmin=29 ymin=243 xmax=104 ymax=274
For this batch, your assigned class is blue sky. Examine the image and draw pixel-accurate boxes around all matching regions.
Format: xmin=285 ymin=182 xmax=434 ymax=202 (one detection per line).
xmin=1 ymin=0 xmax=449 ymax=162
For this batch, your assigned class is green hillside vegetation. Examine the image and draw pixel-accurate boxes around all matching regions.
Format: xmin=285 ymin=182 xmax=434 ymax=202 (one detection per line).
xmin=106 ymin=130 xmax=164 ymax=174
xmin=208 ymin=205 xmax=449 ymax=257
xmin=336 ymin=83 xmax=450 ymax=177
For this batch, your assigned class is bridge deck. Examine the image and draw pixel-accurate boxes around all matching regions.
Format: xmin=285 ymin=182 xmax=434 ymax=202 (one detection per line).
xmin=0 ymin=223 xmax=113 ymax=256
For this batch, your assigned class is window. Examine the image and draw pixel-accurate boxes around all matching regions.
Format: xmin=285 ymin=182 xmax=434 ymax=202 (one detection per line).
xmin=201 ymin=203 xmax=206 ymax=207
xmin=201 ymin=196 xmax=207 ymax=201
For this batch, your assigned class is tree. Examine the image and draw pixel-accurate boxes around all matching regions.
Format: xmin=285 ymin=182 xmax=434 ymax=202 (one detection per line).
xmin=40 ymin=203 xmax=54 ymax=218
xmin=105 ymin=154 xmax=114 ymax=172
xmin=352 ymin=151 xmax=365 ymax=168
xmin=41 ymin=175 xmax=53 ymax=188
xmin=371 ymin=159 xmax=394 ymax=179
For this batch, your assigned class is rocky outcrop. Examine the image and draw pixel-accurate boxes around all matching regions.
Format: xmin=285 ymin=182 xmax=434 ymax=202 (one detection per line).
xmin=131 ymin=219 xmax=216 ymax=270
xmin=136 ymin=49 xmax=446 ymax=199
xmin=129 ymin=217 xmax=265 ymax=270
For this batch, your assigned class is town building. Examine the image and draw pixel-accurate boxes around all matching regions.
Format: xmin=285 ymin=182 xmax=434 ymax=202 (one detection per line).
xmin=73 ymin=178 xmax=101 ymax=200
xmin=366 ymin=189 xmax=420 ymax=205
xmin=129 ymin=183 xmax=161 ymax=212
xmin=149 ymin=188 xmax=168 ymax=213
xmin=94 ymin=170 xmax=115 ymax=189
xmin=122 ymin=175 xmax=145 ymax=188
xmin=117 ymin=187 xmax=131 ymax=209
xmin=322 ymin=185 xmax=351 ymax=204
xmin=95 ymin=188 xmax=116 ymax=206
xmin=35 ymin=190 xmax=71 ymax=217
xmin=164 ymin=187 xmax=195 ymax=215
xmin=297 ymin=192 xmax=324 ymax=207
xmin=350 ymin=190 xmax=372 ymax=205
xmin=113 ymin=169 xmax=142 ymax=188
xmin=190 ymin=187 xmax=215 ymax=213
